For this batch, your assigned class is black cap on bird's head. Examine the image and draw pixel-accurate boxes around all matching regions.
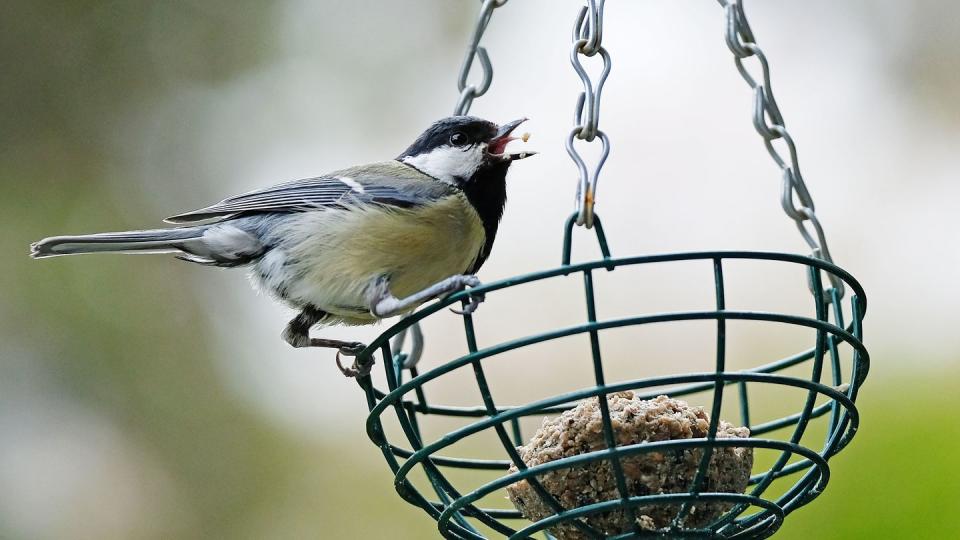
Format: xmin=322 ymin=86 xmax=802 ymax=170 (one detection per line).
xmin=397 ymin=116 xmax=535 ymax=185
xmin=397 ymin=116 xmax=534 ymax=273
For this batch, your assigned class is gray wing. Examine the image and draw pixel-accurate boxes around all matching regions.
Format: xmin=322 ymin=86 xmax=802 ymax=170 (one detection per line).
xmin=165 ymin=161 xmax=454 ymax=224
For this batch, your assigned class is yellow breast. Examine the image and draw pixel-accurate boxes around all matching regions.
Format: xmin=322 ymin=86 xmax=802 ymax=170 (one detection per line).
xmin=278 ymin=194 xmax=486 ymax=319
xmin=342 ymin=194 xmax=485 ymax=298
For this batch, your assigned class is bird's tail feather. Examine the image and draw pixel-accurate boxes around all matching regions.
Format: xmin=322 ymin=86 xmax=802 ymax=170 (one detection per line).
xmin=30 ymin=227 xmax=208 ymax=259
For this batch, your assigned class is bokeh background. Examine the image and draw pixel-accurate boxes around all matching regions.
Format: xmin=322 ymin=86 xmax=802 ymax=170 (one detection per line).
xmin=3 ymin=1 xmax=958 ymax=538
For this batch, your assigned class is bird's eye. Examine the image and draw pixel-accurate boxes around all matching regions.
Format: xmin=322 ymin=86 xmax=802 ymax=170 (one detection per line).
xmin=449 ymin=132 xmax=469 ymax=147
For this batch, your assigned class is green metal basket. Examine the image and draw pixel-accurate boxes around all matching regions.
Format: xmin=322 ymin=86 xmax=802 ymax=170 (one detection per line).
xmin=349 ymin=1 xmax=869 ymax=537
xmin=352 ymin=214 xmax=869 ymax=539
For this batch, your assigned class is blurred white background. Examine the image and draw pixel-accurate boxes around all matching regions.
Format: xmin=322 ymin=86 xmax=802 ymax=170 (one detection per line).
xmin=138 ymin=0 xmax=956 ymax=431
xmin=3 ymin=1 xmax=958 ymax=538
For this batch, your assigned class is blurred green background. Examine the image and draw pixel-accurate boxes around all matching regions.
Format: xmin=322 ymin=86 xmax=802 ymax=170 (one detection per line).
xmin=2 ymin=1 xmax=958 ymax=538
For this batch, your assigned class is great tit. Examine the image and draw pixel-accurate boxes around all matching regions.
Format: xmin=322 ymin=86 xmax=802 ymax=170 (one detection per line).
xmin=31 ymin=116 xmax=535 ymax=375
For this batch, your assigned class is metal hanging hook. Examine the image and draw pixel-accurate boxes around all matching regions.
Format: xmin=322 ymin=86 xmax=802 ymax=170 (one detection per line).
xmin=455 ymin=48 xmax=492 ymax=116
xmin=453 ymin=0 xmax=507 ymax=116
xmin=567 ymin=1 xmax=610 ymax=229
xmin=717 ymin=0 xmax=845 ymax=301
xmin=391 ymin=323 xmax=425 ymax=370
xmin=566 ymin=127 xmax=609 ymax=228
xmin=398 ymin=0 xmax=510 ymax=371
xmin=574 ymin=0 xmax=605 ymax=57
xmin=570 ymin=44 xmax=611 ymax=142
xmin=722 ymin=0 xmax=755 ymax=58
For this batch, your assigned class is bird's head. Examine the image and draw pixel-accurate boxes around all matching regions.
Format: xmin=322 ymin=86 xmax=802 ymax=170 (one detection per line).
xmin=397 ymin=116 xmax=535 ymax=186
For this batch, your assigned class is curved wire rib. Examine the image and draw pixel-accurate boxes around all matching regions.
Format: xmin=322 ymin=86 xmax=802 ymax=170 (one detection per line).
xmin=356 ymin=249 xmax=867 ymax=539
xmin=356 ymin=0 xmax=868 ymax=535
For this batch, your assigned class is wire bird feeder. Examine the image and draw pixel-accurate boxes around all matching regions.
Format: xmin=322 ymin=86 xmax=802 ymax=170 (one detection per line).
xmin=352 ymin=1 xmax=870 ymax=538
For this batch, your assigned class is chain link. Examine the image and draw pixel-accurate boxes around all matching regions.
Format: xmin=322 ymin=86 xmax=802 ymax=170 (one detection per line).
xmin=454 ymin=0 xmax=509 ymax=116
xmin=716 ymin=0 xmax=844 ymax=300
xmin=397 ymin=0 xmax=510 ymax=370
xmin=567 ymin=0 xmax=610 ymax=229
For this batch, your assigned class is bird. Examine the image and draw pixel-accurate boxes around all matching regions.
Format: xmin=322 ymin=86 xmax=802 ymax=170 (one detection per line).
xmin=30 ymin=116 xmax=535 ymax=376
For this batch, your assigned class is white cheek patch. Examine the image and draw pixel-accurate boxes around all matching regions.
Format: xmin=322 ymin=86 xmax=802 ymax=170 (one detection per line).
xmin=402 ymin=145 xmax=485 ymax=184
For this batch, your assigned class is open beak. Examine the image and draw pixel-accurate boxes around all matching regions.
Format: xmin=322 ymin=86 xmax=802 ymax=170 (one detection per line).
xmin=488 ymin=118 xmax=536 ymax=161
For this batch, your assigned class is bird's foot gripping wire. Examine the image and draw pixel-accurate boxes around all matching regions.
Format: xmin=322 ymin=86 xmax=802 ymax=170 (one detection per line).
xmin=293 ymin=335 xmax=370 ymax=378
xmin=282 ymin=308 xmax=371 ymax=377
xmin=370 ymin=274 xmax=485 ymax=319
xmin=333 ymin=342 xmax=372 ymax=378
xmin=449 ymin=289 xmax=485 ymax=315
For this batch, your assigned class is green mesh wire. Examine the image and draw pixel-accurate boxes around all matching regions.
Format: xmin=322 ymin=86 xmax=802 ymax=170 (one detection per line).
xmin=353 ymin=214 xmax=869 ymax=539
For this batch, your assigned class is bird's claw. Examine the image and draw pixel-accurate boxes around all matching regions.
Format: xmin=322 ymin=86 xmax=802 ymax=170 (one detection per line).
xmin=335 ymin=342 xmax=372 ymax=378
xmin=450 ymin=291 xmax=486 ymax=316
xmin=448 ymin=275 xmax=484 ymax=315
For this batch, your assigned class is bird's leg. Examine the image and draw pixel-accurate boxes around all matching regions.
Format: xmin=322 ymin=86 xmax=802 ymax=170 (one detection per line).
xmin=281 ymin=306 xmax=369 ymax=377
xmin=369 ymin=274 xmax=483 ymax=319
xmin=281 ymin=306 xmax=365 ymax=352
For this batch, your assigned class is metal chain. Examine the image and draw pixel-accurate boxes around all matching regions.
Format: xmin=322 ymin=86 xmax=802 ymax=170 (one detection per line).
xmin=397 ymin=0 xmax=510 ymax=369
xmin=454 ymin=0 xmax=509 ymax=116
xmin=717 ymin=0 xmax=844 ymax=300
xmin=566 ymin=0 xmax=610 ymax=229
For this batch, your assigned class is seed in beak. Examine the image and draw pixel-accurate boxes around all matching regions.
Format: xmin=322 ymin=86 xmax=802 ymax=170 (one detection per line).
xmin=520 ymin=132 xmax=530 ymax=143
